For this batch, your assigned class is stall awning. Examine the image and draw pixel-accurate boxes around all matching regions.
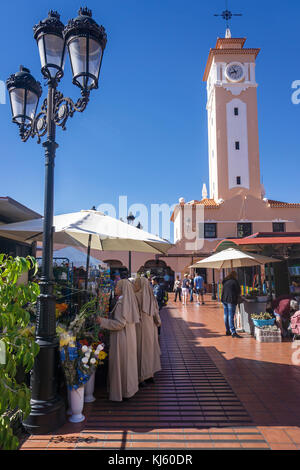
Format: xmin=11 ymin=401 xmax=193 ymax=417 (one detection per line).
xmin=216 ymin=232 xmax=300 ymax=252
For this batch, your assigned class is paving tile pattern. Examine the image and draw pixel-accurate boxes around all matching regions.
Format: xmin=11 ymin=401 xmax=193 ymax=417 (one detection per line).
xmin=20 ymin=298 xmax=300 ymax=450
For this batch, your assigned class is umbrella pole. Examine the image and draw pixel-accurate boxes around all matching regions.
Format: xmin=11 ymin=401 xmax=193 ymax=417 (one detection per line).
xmin=211 ymin=268 xmax=217 ymax=300
xmin=85 ymin=234 xmax=92 ymax=301
xmin=244 ymin=269 xmax=247 ymax=294
xmin=128 ymin=251 xmax=132 ymax=278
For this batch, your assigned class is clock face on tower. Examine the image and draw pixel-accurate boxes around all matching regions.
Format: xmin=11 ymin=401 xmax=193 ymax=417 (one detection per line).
xmin=225 ymin=63 xmax=245 ymax=82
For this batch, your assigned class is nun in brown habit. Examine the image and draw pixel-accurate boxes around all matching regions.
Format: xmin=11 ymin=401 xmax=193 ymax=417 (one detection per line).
xmin=132 ymin=277 xmax=161 ymax=385
xmin=97 ymin=279 xmax=140 ymax=402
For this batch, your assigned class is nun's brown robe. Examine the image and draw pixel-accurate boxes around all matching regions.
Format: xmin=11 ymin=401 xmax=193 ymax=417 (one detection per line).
xmin=134 ymin=277 xmax=161 ymax=383
xmin=100 ymin=279 xmax=140 ymax=402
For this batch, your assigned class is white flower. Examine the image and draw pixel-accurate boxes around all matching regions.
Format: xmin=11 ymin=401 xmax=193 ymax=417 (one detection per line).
xmin=81 ymin=345 xmax=88 ymax=353
xmin=84 ymin=364 xmax=89 ymax=368
xmin=90 ymin=358 xmax=96 ymax=364
xmin=82 ymin=357 xmax=89 ymax=364
xmin=85 ymin=351 xmax=91 ymax=358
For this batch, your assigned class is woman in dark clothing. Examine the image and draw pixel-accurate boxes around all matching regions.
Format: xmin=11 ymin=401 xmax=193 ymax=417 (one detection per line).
xmin=221 ymin=271 xmax=242 ymax=338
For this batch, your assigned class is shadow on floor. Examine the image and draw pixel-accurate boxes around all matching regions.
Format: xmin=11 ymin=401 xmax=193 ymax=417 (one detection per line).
xmin=47 ymin=306 xmax=300 ymax=441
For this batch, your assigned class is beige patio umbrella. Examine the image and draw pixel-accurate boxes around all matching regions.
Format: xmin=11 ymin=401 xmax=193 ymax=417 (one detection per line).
xmin=0 ymin=209 xmax=172 ymax=254
xmin=189 ymin=247 xmax=281 ymax=269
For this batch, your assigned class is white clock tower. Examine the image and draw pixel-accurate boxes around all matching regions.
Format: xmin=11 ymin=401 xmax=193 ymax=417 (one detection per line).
xmin=203 ymin=30 xmax=261 ymax=202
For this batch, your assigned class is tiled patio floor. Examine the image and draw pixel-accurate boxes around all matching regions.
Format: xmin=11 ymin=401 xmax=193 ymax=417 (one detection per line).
xmin=20 ymin=297 xmax=300 ymax=450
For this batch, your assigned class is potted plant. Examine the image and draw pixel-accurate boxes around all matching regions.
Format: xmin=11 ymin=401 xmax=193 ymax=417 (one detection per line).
xmin=0 ymin=255 xmax=40 ymax=450
xmin=251 ymin=312 xmax=275 ymax=328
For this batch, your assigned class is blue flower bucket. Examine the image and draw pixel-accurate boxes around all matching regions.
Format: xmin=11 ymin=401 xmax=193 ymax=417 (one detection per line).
xmin=252 ymin=318 xmax=275 ymax=328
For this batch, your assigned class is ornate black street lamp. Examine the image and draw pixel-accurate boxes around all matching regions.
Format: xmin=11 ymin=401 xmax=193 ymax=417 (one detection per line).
xmin=6 ymin=8 xmax=107 ymax=435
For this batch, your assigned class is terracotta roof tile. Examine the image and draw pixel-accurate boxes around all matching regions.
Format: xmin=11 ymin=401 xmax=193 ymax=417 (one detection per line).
xmin=267 ymin=199 xmax=300 ymax=208
xmin=187 ymin=198 xmax=220 ymax=208
xmin=170 ymin=198 xmax=220 ymax=221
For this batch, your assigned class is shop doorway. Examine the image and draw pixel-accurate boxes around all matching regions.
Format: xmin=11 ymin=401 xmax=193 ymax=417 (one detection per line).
xmin=138 ymin=259 xmax=175 ymax=292
xmin=104 ymin=259 xmax=129 ymax=280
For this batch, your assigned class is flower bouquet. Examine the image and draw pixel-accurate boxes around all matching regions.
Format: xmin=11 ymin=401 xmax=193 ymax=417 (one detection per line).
xmin=59 ymin=332 xmax=90 ymax=423
xmin=78 ymin=339 xmax=107 ymax=375
xmin=59 ymin=332 xmax=87 ymax=390
xmin=58 ymin=298 xmax=109 ymax=419
xmin=78 ymin=339 xmax=107 ymax=403
xmin=56 ymin=302 xmax=69 ymax=320
xmin=59 ymin=334 xmax=107 ymax=391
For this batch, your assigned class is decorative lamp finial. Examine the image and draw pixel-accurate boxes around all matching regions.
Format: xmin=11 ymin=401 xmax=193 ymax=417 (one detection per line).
xmin=48 ymin=10 xmax=60 ymax=19
xmin=79 ymin=7 xmax=92 ymax=17
xmin=20 ymin=65 xmax=30 ymax=73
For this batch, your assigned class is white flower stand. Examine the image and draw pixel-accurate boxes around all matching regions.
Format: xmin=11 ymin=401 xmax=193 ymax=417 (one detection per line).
xmin=84 ymin=371 xmax=96 ymax=403
xmin=66 ymin=389 xmax=72 ymax=415
xmin=68 ymin=386 xmax=85 ymax=423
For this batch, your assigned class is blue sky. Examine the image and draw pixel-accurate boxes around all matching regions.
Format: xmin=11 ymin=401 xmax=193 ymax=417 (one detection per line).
xmin=1 ymin=0 xmax=300 ymax=238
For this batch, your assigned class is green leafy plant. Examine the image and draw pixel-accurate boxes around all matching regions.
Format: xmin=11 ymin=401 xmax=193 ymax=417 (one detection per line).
xmin=0 ymin=254 xmax=40 ymax=450
xmin=68 ymin=298 xmax=101 ymax=342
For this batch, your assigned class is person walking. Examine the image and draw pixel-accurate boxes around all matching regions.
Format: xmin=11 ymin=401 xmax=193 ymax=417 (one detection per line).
xmin=188 ymin=274 xmax=194 ymax=302
xmin=221 ymin=271 xmax=242 ymax=338
xmin=181 ymin=274 xmax=190 ymax=306
xmin=173 ymin=276 xmax=182 ymax=302
xmin=194 ymin=273 xmax=205 ymax=305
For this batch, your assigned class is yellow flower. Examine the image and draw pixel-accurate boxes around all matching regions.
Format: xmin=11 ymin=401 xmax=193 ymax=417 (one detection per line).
xmin=99 ymin=351 xmax=107 ymax=360
xmin=59 ymin=332 xmax=76 ymax=348
xmin=59 ymin=338 xmax=69 ymax=347
xmin=56 ymin=325 xmax=67 ymax=335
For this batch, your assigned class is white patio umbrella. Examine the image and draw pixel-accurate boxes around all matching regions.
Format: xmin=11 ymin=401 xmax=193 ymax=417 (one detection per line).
xmin=0 ymin=209 xmax=172 ymax=254
xmin=189 ymin=247 xmax=281 ymax=269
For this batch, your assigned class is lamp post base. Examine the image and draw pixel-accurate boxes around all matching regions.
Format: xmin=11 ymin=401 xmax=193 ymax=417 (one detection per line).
xmin=22 ymin=396 xmax=66 ymax=435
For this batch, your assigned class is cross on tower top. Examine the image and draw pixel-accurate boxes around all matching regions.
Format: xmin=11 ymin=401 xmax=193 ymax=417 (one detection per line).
xmin=214 ymin=1 xmax=242 ymax=31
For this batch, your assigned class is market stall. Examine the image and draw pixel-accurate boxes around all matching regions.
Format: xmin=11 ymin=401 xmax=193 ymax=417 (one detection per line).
xmin=37 ymin=247 xmax=113 ymax=318
xmin=215 ymin=232 xmax=300 ymax=297
xmin=190 ymin=247 xmax=282 ymax=337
